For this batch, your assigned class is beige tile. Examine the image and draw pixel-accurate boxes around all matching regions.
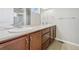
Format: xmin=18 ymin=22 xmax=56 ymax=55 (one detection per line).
xmin=47 ymin=40 xmax=63 ymax=50
xmin=61 ymin=43 xmax=79 ymax=50
xmin=47 ymin=40 xmax=79 ymax=50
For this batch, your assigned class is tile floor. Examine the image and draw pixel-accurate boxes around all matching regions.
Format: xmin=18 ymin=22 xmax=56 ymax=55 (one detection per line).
xmin=47 ymin=40 xmax=79 ymax=50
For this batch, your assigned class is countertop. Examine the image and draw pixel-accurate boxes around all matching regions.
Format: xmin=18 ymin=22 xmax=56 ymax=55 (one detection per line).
xmin=0 ymin=24 xmax=54 ymax=43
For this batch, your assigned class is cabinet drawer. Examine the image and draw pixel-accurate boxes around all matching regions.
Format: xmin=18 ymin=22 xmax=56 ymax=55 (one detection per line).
xmin=42 ymin=28 xmax=50 ymax=34
xmin=42 ymin=40 xmax=50 ymax=50
xmin=42 ymin=33 xmax=50 ymax=44
xmin=51 ymin=26 xmax=56 ymax=38
xmin=30 ymin=31 xmax=41 ymax=50
xmin=0 ymin=36 xmax=27 ymax=50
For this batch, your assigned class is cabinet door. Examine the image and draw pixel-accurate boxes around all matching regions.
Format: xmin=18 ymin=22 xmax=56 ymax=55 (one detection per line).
xmin=30 ymin=31 xmax=41 ymax=50
xmin=25 ymin=35 xmax=30 ymax=50
xmin=0 ymin=36 xmax=28 ymax=50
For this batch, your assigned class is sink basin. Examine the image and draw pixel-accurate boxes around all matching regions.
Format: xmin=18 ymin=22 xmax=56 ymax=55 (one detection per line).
xmin=8 ymin=27 xmax=34 ymax=33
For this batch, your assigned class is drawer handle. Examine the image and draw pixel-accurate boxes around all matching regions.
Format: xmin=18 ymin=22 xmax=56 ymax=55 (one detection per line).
xmin=26 ymin=38 xmax=28 ymax=44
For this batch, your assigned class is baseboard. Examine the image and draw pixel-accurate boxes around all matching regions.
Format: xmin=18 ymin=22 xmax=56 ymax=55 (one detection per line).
xmin=55 ymin=38 xmax=79 ymax=47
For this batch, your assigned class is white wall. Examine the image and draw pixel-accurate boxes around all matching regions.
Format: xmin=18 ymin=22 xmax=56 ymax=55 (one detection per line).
xmin=31 ymin=9 xmax=41 ymax=26
xmin=41 ymin=9 xmax=56 ymax=25
xmin=31 ymin=13 xmax=40 ymax=26
xmin=0 ymin=8 xmax=13 ymax=26
xmin=41 ymin=8 xmax=79 ymax=44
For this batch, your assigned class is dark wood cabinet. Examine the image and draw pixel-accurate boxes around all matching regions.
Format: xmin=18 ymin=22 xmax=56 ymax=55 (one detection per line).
xmin=30 ymin=31 xmax=41 ymax=50
xmin=25 ymin=35 xmax=30 ymax=50
xmin=41 ymin=28 xmax=51 ymax=50
xmin=0 ymin=36 xmax=29 ymax=50
xmin=50 ymin=25 xmax=56 ymax=43
xmin=53 ymin=25 xmax=56 ymax=38
xmin=42 ymin=39 xmax=50 ymax=49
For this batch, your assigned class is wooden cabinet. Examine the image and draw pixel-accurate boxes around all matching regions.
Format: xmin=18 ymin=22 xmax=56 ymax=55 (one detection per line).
xmin=0 ymin=25 xmax=56 ymax=50
xmin=30 ymin=31 xmax=41 ymax=50
xmin=25 ymin=35 xmax=30 ymax=50
xmin=42 ymin=33 xmax=50 ymax=44
xmin=53 ymin=25 xmax=56 ymax=38
xmin=0 ymin=36 xmax=29 ymax=50
xmin=42 ymin=28 xmax=50 ymax=34
xmin=50 ymin=25 xmax=56 ymax=43
xmin=41 ymin=28 xmax=51 ymax=50
xmin=42 ymin=39 xmax=50 ymax=49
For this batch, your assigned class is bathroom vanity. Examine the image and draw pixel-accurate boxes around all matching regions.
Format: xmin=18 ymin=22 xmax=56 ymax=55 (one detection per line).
xmin=0 ymin=25 xmax=56 ymax=50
